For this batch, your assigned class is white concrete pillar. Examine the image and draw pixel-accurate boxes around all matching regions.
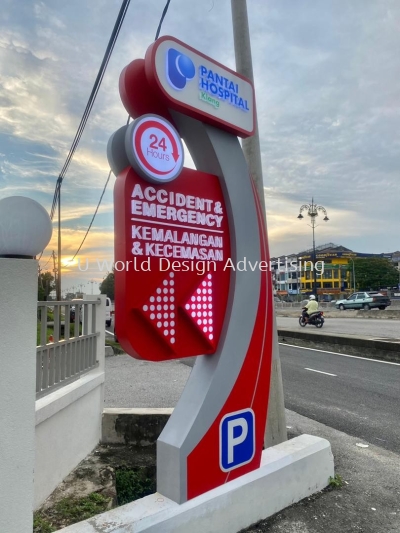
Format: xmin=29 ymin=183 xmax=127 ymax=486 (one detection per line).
xmin=0 ymin=258 xmax=38 ymax=532
xmin=83 ymin=293 xmax=106 ymax=441
xmin=83 ymin=293 xmax=106 ymax=374
xmin=0 ymin=195 xmax=52 ymax=531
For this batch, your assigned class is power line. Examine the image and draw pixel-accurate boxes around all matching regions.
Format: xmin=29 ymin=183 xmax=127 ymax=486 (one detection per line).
xmin=65 ymin=115 xmax=131 ymax=266
xmin=65 ymin=0 xmax=173 ymax=264
xmin=49 ymin=0 xmax=132 ymax=221
xmin=67 ymin=171 xmax=112 ymax=264
xmin=155 ymin=0 xmax=171 ymax=40
xmin=40 ymin=254 xmax=53 ymax=270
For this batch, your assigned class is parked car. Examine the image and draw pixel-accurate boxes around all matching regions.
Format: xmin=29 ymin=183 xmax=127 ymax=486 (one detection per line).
xmin=335 ymin=292 xmax=391 ymax=311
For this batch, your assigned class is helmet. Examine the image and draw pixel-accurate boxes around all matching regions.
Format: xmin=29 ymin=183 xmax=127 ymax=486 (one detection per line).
xmin=309 ymin=295 xmax=316 ymax=300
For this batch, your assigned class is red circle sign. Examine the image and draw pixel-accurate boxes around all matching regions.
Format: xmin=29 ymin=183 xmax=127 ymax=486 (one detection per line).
xmin=126 ymin=114 xmax=184 ymax=183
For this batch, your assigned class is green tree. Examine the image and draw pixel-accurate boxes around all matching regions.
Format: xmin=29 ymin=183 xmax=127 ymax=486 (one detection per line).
xmin=348 ymin=258 xmax=398 ymax=291
xmin=65 ymin=292 xmax=76 ymax=301
xmin=99 ymin=270 xmax=114 ymax=300
xmin=38 ymin=271 xmax=55 ymax=301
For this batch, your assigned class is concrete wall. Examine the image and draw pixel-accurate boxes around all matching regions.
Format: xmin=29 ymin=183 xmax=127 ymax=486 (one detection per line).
xmin=278 ymin=328 xmax=400 ymax=363
xmin=35 ymin=373 xmax=104 ymax=508
xmin=34 ymin=295 xmax=106 ymax=509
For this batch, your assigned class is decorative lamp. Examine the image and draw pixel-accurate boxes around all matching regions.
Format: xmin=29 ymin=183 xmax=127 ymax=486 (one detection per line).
xmin=0 ymin=196 xmax=53 ymax=258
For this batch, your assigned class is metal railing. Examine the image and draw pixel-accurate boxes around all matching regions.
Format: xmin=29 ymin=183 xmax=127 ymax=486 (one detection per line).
xmin=36 ymin=299 xmax=101 ymax=398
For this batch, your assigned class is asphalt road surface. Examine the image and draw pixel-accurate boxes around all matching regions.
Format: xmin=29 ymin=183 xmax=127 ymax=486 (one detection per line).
xmin=105 ymin=340 xmax=400 ymax=454
xmin=280 ymin=344 xmax=400 ymax=453
xmin=277 ymin=316 xmax=400 ymax=339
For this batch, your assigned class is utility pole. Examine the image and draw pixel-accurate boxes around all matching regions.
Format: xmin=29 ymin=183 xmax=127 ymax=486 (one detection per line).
xmin=51 ymin=250 xmax=58 ymax=300
xmin=231 ymin=0 xmax=287 ymax=447
xmin=57 ymin=187 xmax=62 ymax=301
xmin=38 ymin=265 xmax=43 ymax=290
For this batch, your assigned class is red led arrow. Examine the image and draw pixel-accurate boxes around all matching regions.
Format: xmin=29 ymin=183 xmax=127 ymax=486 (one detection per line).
xmin=141 ymin=272 xmax=177 ymax=348
xmin=182 ymin=274 xmax=215 ymax=346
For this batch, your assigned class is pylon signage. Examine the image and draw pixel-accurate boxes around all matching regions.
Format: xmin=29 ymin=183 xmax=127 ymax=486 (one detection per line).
xmin=108 ymin=35 xmax=274 ymax=504
xmin=113 ymin=163 xmax=231 ymax=361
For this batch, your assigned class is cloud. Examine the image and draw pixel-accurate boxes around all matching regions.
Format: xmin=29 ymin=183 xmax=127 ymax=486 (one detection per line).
xmin=3 ymin=0 xmax=400 ymax=291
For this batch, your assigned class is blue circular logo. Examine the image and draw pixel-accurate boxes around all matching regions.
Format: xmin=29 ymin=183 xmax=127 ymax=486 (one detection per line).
xmin=167 ymin=48 xmax=195 ymax=91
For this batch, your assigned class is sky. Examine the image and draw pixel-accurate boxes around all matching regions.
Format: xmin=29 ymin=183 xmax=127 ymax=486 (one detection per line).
xmin=1 ymin=0 xmax=399 ymax=294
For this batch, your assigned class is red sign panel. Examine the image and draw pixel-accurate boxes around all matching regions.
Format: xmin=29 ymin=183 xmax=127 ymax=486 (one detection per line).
xmin=114 ymin=166 xmax=231 ymax=361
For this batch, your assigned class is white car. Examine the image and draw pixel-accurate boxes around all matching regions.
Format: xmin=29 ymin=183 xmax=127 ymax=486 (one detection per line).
xmin=105 ymin=297 xmax=112 ymax=327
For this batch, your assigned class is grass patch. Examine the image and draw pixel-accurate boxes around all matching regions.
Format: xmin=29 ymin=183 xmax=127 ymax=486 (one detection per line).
xmin=115 ymin=468 xmax=156 ymax=505
xmin=329 ymin=473 xmax=344 ymax=488
xmin=34 ymin=492 xmax=111 ymax=531
xmin=36 ymin=323 xmax=53 ymax=346
xmin=54 ymin=492 xmax=110 ymax=523
xmin=33 ymin=514 xmax=55 ymax=533
xmin=37 ymin=321 xmax=82 ymax=345
xmin=106 ymin=339 xmax=125 ymax=354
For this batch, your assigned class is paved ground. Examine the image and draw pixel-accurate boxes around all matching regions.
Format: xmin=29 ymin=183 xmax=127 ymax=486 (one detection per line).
xmin=276 ymin=316 xmax=400 ymax=338
xmin=104 ymin=353 xmax=191 ymax=408
xmin=244 ymin=410 xmax=400 ymax=533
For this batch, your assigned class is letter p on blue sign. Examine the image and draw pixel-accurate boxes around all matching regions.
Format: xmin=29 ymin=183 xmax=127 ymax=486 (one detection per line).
xmin=219 ymin=409 xmax=255 ymax=472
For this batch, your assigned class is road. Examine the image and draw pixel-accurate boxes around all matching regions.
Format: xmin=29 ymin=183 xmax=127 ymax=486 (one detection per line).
xmin=280 ymin=344 xmax=400 ymax=453
xmin=105 ymin=339 xmax=400 ymax=454
xmin=276 ymin=316 xmax=400 ymax=339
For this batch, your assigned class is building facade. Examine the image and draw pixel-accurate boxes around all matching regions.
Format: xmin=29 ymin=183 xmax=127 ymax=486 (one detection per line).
xmin=272 ymin=243 xmax=398 ymax=297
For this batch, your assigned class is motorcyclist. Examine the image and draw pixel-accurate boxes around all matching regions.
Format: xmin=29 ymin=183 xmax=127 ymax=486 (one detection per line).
xmin=302 ymin=294 xmax=318 ymax=323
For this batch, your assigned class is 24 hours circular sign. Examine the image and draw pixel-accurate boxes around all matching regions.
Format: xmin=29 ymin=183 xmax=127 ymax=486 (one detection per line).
xmin=125 ymin=114 xmax=184 ymax=184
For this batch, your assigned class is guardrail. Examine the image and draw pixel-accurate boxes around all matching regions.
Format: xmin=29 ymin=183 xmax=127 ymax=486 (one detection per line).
xmin=36 ymin=299 xmax=101 ymax=398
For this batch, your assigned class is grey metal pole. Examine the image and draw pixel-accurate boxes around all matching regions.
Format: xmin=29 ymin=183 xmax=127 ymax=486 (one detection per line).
xmin=312 ymin=211 xmax=317 ymax=298
xmin=231 ymin=0 xmax=287 ymax=447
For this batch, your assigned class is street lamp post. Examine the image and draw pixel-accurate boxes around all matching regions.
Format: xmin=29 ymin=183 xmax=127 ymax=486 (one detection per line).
xmin=349 ymin=258 xmax=356 ymax=292
xmin=297 ymin=199 xmax=329 ymax=299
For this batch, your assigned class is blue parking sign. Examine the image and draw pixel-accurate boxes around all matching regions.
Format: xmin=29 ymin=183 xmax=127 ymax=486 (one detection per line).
xmin=219 ymin=409 xmax=255 ymax=472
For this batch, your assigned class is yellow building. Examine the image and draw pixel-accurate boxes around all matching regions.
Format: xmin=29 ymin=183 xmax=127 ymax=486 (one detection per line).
xmin=297 ymin=243 xmax=381 ymax=296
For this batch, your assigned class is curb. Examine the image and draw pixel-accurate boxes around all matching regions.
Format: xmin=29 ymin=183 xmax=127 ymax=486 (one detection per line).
xmin=102 ymin=408 xmax=173 ymax=445
xmin=105 ymin=345 xmax=114 ymax=357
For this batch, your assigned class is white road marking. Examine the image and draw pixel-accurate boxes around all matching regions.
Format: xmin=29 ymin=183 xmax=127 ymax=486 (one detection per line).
xmin=304 ymin=368 xmax=337 ymax=377
xmin=279 ymin=343 xmax=400 ymax=366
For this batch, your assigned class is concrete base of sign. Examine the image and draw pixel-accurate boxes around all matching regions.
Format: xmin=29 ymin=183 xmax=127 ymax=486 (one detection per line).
xmin=60 ymin=434 xmax=334 ymax=533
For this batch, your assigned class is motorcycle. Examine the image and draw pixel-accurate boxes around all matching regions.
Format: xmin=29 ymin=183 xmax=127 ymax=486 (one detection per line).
xmin=299 ymin=308 xmax=324 ymax=328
